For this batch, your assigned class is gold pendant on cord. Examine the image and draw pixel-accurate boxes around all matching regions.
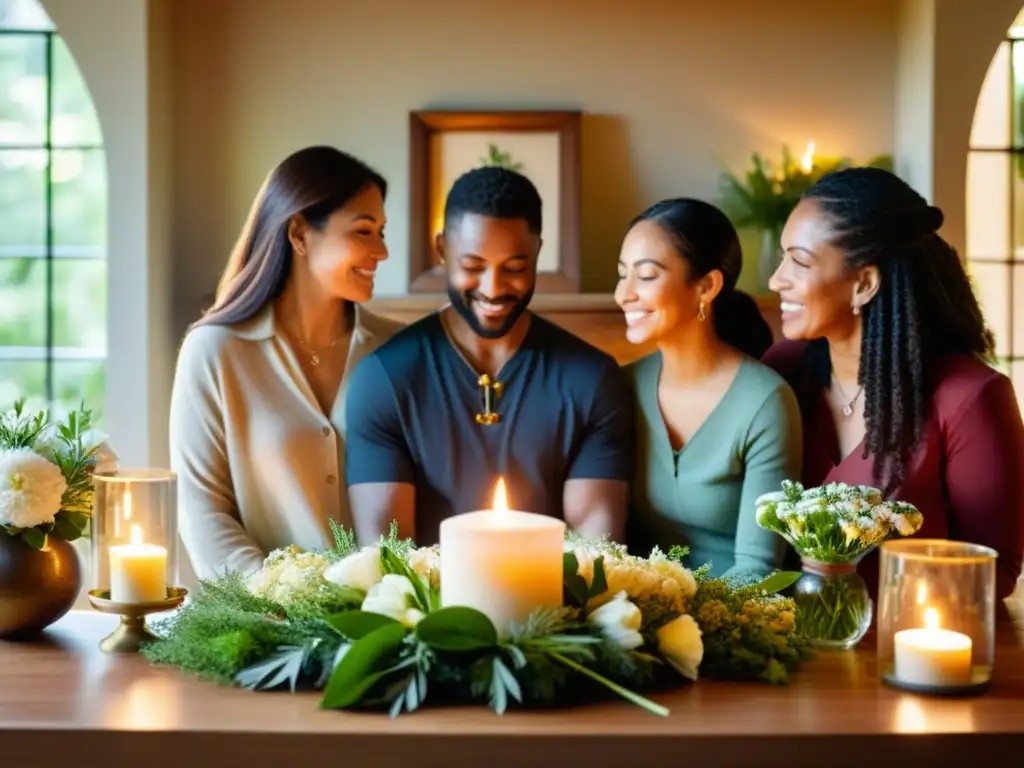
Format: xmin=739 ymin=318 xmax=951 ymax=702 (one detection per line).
xmin=475 ymin=374 xmax=503 ymax=425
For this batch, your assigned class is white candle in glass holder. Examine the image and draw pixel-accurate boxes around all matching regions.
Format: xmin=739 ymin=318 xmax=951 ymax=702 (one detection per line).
xmin=893 ymin=607 xmax=973 ymax=687
xmin=109 ymin=523 xmax=168 ymax=603
xmin=439 ymin=478 xmax=565 ymax=636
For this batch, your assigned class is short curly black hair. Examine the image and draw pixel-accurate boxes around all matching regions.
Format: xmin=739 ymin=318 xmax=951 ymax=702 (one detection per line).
xmin=443 ymin=166 xmax=542 ymax=234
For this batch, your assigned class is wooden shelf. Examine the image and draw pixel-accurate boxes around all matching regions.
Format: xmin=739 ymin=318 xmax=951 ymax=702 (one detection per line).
xmin=366 ymin=293 xmax=782 ymax=365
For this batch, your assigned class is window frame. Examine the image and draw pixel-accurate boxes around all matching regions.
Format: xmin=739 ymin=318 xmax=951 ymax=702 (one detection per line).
xmin=0 ymin=23 xmax=107 ymax=409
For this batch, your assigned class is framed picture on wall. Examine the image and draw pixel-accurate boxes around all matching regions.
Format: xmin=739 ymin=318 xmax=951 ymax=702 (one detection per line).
xmin=408 ymin=110 xmax=581 ymax=293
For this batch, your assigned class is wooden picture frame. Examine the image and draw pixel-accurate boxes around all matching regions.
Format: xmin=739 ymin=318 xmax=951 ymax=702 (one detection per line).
xmin=408 ymin=110 xmax=582 ymax=293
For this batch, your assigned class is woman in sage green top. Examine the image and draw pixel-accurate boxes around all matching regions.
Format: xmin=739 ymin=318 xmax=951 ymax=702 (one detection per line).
xmin=614 ymin=199 xmax=803 ymax=580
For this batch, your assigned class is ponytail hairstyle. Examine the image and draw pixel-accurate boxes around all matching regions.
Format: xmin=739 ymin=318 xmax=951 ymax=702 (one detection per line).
xmin=630 ymin=198 xmax=773 ymax=358
xmin=194 ymin=145 xmax=387 ymax=329
xmin=803 ymin=166 xmax=995 ymax=493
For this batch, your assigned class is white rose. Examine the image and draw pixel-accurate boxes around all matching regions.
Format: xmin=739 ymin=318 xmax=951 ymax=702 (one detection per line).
xmin=587 ymin=591 xmax=643 ymax=649
xmin=323 ymin=546 xmax=383 ymax=593
xmin=407 ymin=546 xmax=441 ymax=589
xmin=361 ymin=574 xmax=424 ymax=628
xmin=0 ymin=447 xmax=67 ymax=529
xmin=656 ymin=614 xmax=704 ymax=681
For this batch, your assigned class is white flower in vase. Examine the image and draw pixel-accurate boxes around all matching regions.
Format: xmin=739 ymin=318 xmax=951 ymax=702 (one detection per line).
xmin=324 ymin=545 xmax=384 ymax=593
xmin=0 ymin=447 xmax=67 ymax=529
xmin=656 ymin=614 xmax=704 ymax=680
xmin=587 ymin=591 xmax=643 ymax=649
xmin=362 ymin=574 xmax=424 ymax=628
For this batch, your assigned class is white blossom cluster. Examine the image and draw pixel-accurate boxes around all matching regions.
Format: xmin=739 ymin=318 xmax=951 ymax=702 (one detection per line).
xmin=246 ymin=542 xmax=440 ymax=628
xmin=245 ymin=545 xmax=336 ymax=605
xmin=755 ymin=480 xmax=924 ymax=563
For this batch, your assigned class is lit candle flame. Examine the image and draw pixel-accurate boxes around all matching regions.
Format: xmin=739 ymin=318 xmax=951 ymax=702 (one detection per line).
xmin=800 ymin=140 xmax=815 ymax=173
xmin=492 ymin=477 xmax=509 ymax=514
xmin=129 ymin=523 xmax=144 ymax=546
xmin=924 ymin=607 xmax=940 ymax=630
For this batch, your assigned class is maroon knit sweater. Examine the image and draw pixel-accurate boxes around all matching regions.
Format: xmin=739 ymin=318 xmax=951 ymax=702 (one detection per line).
xmin=763 ymin=339 xmax=1024 ymax=601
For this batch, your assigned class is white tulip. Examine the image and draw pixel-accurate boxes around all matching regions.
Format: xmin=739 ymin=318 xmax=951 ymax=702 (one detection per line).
xmin=587 ymin=590 xmax=643 ymax=649
xmin=656 ymin=614 xmax=704 ymax=680
xmin=323 ymin=546 xmax=383 ymax=593
xmin=361 ymin=574 xmax=424 ymax=628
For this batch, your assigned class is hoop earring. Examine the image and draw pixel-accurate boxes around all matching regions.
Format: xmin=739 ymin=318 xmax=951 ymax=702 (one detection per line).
xmin=698 ymin=300 xmax=706 ymax=322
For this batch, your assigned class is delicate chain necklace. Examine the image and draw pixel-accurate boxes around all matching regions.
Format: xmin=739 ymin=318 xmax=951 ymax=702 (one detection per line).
xmin=832 ymin=376 xmax=864 ymax=417
xmin=284 ymin=325 xmax=343 ymax=367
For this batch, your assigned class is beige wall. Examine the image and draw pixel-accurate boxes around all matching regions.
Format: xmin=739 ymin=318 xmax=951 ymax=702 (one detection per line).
xmin=41 ymin=0 xmax=175 ymax=470
xmin=169 ymin=0 xmax=899 ymax=335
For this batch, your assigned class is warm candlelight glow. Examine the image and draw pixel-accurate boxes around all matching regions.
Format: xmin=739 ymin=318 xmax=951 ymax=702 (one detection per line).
xmin=109 ymin=524 xmax=168 ymax=603
xmin=916 ymin=581 xmax=928 ymax=605
xmin=492 ymin=477 xmax=509 ymax=514
xmin=122 ymin=490 xmax=133 ymax=521
xmin=440 ymin=477 xmax=565 ymax=634
xmin=800 ymin=140 xmax=815 ymax=173
xmin=893 ymin=605 xmax=972 ymax=687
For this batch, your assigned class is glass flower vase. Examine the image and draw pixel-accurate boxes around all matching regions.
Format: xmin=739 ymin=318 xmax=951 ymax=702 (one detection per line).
xmin=793 ymin=558 xmax=872 ymax=649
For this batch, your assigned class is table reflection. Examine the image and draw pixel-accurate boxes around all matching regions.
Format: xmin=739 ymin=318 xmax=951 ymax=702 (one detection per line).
xmin=102 ymin=676 xmax=184 ymax=730
xmin=892 ymin=696 xmax=976 ymax=733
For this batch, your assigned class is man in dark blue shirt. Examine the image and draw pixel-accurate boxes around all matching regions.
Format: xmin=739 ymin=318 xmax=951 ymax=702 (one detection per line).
xmin=345 ymin=166 xmax=632 ymax=546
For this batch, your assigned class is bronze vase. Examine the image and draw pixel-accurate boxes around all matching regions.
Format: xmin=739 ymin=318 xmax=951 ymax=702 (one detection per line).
xmin=0 ymin=533 xmax=82 ymax=639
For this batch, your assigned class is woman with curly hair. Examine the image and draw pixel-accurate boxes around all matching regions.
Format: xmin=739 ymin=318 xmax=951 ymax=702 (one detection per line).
xmin=763 ymin=166 xmax=1024 ymax=601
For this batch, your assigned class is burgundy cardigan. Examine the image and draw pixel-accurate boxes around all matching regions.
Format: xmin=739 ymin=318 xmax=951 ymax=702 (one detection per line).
xmin=762 ymin=339 xmax=1024 ymax=601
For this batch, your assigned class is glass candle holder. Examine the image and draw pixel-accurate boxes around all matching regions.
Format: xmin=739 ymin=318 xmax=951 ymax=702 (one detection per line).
xmin=90 ymin=469 xmax=180 ymax=603
xmin=877 ymin=539 xmax=997 ymax=695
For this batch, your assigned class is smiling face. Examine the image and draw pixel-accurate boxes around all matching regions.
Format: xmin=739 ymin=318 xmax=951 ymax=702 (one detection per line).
xmin=296 ymin=183 xmax=388 ymax=304
xmin=614 ymin=219 xmax=718 ymax=345
xmin=770 ymin=198 xmax=876 ymax=342
xmin=437 ymin=213 xmax=540 ymax=339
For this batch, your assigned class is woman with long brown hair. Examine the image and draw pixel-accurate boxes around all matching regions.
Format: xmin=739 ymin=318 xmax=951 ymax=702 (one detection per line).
xmin=169 ymin=146 xmax=402 ymax=579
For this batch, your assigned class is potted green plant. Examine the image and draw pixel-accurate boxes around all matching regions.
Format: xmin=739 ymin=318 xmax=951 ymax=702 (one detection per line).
xmin=718 ymin=144 xmax=893 ymax=291
xmin=0 ymin=399 xmax=116 ymax=637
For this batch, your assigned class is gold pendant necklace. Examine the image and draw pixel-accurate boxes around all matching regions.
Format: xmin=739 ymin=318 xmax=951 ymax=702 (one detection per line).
xmin=439 ymin=311 xmax=507 ymax=426
xmin=285 ymin=326 xmax=341 ymax=367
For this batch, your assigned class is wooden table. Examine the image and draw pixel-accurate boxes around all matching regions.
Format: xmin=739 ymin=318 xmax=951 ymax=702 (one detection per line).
xmin=1 ymin=611 xmax=1022 ymax=767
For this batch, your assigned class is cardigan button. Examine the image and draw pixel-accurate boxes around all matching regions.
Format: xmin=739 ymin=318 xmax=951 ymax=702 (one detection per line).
xmin=326 ymin=474 xmax=337 ymax=485
xmin=321 ymin=426 xmax=332 ymax=437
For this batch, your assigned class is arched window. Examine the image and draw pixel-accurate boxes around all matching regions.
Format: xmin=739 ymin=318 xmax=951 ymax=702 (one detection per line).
xmin=968 ymin=8 xmax=1024 ymax=408
xmin=0 ymin=0 xmax=107 ymax=420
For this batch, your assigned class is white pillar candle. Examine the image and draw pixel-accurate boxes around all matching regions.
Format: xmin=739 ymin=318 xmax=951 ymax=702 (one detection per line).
xmin=440 ymin=478 xmax=565 ymax=636
xmin=894 ymin=607 xmax=973 ymax=687
xmin=109 ymin=523 xmax=168 ymax=603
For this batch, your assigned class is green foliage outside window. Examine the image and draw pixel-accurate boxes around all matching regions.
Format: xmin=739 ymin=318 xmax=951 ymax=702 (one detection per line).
xmin=0 ymin=10 xmax=108 ymax=422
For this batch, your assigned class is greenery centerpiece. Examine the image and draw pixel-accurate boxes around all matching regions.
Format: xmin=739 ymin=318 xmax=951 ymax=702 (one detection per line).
xmin=717 ymin=144 xmax=893 ymax=290
xmin=143 ymin=524 xmax=812 ymax=717
xmin=755 ymin=480 xmax=923 ymax=649
xmin=0 ymin=398 xmax=114 ymax=636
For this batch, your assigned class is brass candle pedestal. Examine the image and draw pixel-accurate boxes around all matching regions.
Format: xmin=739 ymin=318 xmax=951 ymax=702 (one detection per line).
xmin=87 ymin=587 xmax=187 ymax=653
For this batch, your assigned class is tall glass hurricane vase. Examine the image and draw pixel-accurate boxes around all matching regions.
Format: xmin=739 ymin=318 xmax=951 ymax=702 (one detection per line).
xmin=755 ymin=481 xmax=924 ymax=649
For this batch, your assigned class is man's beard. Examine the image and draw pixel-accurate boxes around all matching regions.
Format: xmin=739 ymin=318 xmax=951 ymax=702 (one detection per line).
xmin=446 ymin=283 xmax=534 ymax=339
